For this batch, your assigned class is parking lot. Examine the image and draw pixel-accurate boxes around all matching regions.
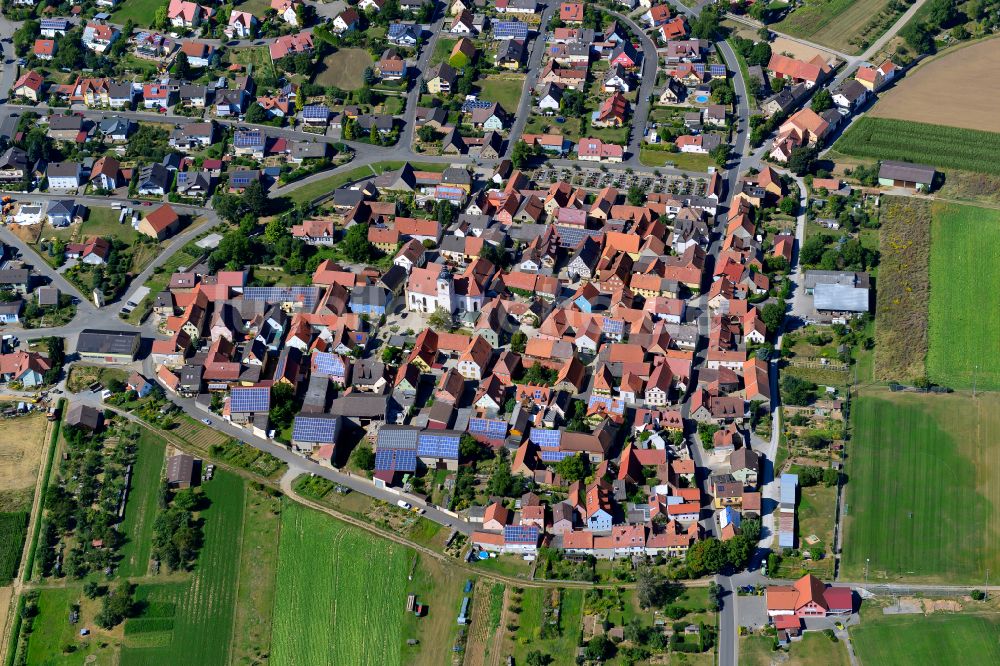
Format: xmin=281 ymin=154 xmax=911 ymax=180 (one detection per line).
xmin=529 ymin=166 xmax=709 ymax=196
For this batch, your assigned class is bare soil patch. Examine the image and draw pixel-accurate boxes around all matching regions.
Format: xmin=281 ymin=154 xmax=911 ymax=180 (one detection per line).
xmin=871 ymin=38 xmax=1000 ymax=132
xmin=770 ymin=37 xmax=839 ymax=64
xmin=0 ymin=414 xmax=48 ymax=494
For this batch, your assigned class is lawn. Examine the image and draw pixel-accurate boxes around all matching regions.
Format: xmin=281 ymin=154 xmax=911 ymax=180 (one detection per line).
xmin=873 ymin=196 xmax=930 ymax=382
xmin=23 ymin=587 xmax=117 ymax=665
xmin=271 ymin=501 xmax=411 ymax=666
xmin=81 ymin=207 xmax=137 ymax=244
xmin=430 ymin=38 xmax=458 ymax=66
xmin=476 ymin=75 xmax=525 ymax=111
xmin=115 ymin=429 xmax=165 ymax=578
xmin=286 ymin=161 xmax=448 ymax=205
xmin=121 ymin=471 xmax=245 ymax=665
xmin=742 ymin=630 xmax=851 ymax=666
xmin=125 ymin=240 xmax=204 ymax=324
xmin=843 ymin=390 xmax=1000 ymax=583
xmin=231 ymin=482 xmax=282 ymax=666
xmin=110 ymin=0 xmax=162 ymax=26
xmin=773 ymin=0 xmax=899 ymax=54
xmin=927 ymin=202 xmax=1000 ymax=389
xmin=851 ymin=613 xmax=1000 ymax=666
xmin=832 ymin=117 xmax=1000 ymax=176
xmin=313 ymin=48 xmax=373 ymax=91
xmin=640 ymin=147 xmax=715 ymax=171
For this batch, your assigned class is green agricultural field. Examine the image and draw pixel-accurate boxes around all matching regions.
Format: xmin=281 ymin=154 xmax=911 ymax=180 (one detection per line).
xmin=851 ymin=613 xmax=1000 ymax=666
xmin=121 ymin=471 xmax=245 ymax=665
xmin=927 ymin=202 xmax=1000 ymax=389
xmin=0 ymin=512 xmax=28 ymax=582
xmin=833 ymin=117 xmax=1000 ymax=175
xmin=116 ymin=430 xmax=165 ymax=578
xmin=271 ymin=501 xmax=411 ymax=666
xmin=843 ymin=390 xmax=1000 ymax=583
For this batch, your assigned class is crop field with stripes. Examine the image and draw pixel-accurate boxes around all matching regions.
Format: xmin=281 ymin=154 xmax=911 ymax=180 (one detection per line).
xmin=843 ymin=390 xmax=1000 ymax=583
xmin=271 ymin=501 xmax=411 ymax=666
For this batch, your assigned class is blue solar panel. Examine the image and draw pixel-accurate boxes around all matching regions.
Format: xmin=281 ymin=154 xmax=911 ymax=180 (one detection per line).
xmin=313 ymin=351 xmax=346 ymax=377
xmin=230 ymin=386 xmax=270 ymax=413
xmin=469 ymin=418 xmax=507 ymax=439
xmin=417 ymin=432 xmax=460 ymax=459
xmin=529 ymin=428 xmax=561 ymax=449
xmin=378 ymin=426 xmax=419 ymax=451
xmin=243 ymin=287 xmax=321 ymax=311
xmin=292 ymin=415 xmax=339 ymax=442
xmin=710 ymin=64 xmax=727 ymax=76
xmin=234 ymin=129 xmax=263 ymax=147
xmin=588 ymin=395 xmax=624 ymax=415
xmin=462 ymin=100 xmax=493 ymax=112
xmin=494 ymin=21 xmax=528 ymax=39
xmin=693 ymin=63 xmax=706 ymax=74
xmin=602 ymin=317 xmax=625 ymax=335
xmin=301 ymin=105 xmax=329 ymax=119
xmin=503 ymin=525 xmax=538 ymax=544
xmin=375 ymin=448 xmax=417 ymax=472
xmin=540 ymin=450 xmax=572 ymax=462
xmin=556 ymin=225 xmax=603 ymax=249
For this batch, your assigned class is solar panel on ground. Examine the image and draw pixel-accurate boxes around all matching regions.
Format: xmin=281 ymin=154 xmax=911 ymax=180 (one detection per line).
xmin=230 ymin=386 xmax=270 ymax=412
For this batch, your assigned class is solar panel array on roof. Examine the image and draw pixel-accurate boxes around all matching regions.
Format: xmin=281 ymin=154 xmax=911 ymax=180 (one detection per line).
xmin=292 ymin=415 xmax=339 ymax=443
xmin=301 ymin=105 xmax=329 ymax=119
xmin=540 ymin=450 xmax=572 ymax=462
xmin=468 ymin=417 xmax=507 ymax=439
xmin=588 ymin=394 xmax=624 ymax=414
xmin=709 ymin=64 xmax=727 ymax=76
xmin=243 ymin=286 xmax=321 ymax=310
xmin=374 ymin=448 xmax=417 ymax=472
xmin=313 ymin=351 xmax=346 ymax=376
xmin=602 ymin=317 xmax=625 ymax=335
xmin=529 ymin=428 xmax=562 ymax=449
xmin=555 ymin=225 xmax=603 ymax=248
xmin=494 ymin=21 xmax=528 ymax=39
xmin=378 ymin=426 xmax=420 ymax=451
xmin=461 ymin=99 xmax=493 ymax=112
xmin=234 ymin=129 xmax=263 ymax=147
xmin=230 ymin=386 xmax=270 ymax=413
xmin=417 ymin=432 xmax=460 ymax=459
xmin=503 ymin=525 xmax=539 ymax=544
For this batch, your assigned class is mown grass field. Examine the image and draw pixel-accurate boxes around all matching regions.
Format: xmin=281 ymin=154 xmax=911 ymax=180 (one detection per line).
xmin=873 ymin=196 xmax=930 ymax=382
xmin=116 ymin=430 xmax=165 ymax=578
xmin=23 ymin=587 xmax=113 ymax=665
xmin=110 ymin=0 xmax=161 ymax=26
xmin=927 ymin=202 xmax=1000 ymax=389
xmin=121 ymin=471 xmax=245 ymax=665
xmin=271 ymin=501 xmax=410 ymax=666
xmin=833 ymin=117 xmax=1000 ymax=175
xmin=851 ymin=613 xmax=1000 ymax=665
xmin=843 ymin=390 xmax=1000 ymax=582
xmin=639 ymin=148 xmax=715 ymax=171
xmin=773 ymin=0 xmax=898 ymax=54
